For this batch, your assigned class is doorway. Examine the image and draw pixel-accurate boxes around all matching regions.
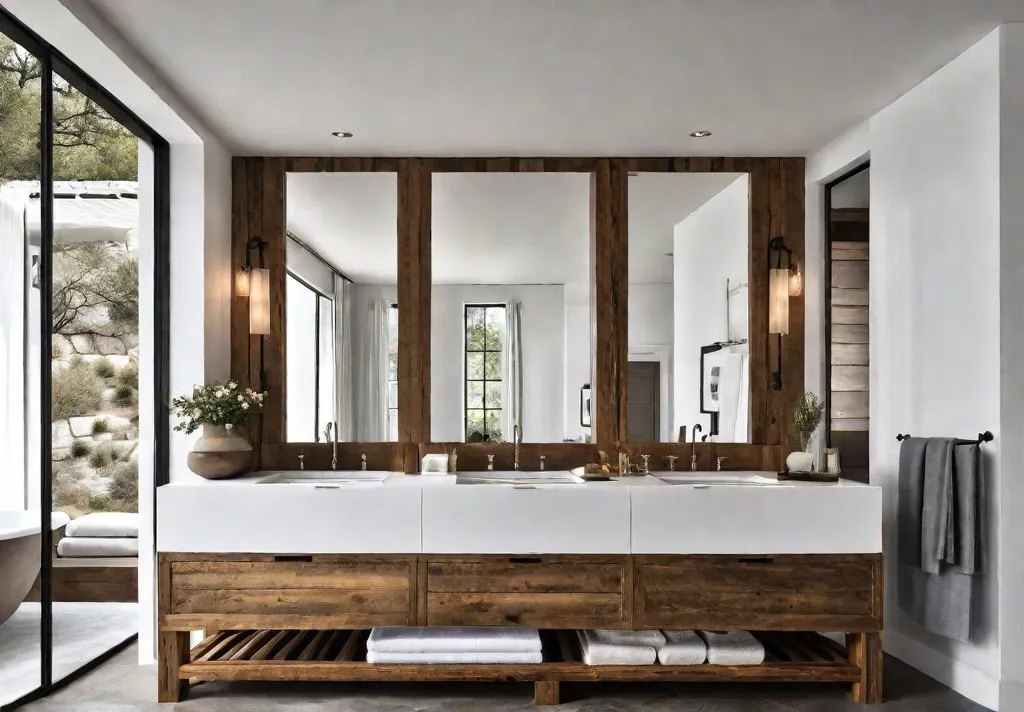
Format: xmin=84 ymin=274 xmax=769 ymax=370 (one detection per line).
xmin=627 ymin=361 xmax=660 ymax=442
xmin=824 ymin=164 xmax=869 ymax=483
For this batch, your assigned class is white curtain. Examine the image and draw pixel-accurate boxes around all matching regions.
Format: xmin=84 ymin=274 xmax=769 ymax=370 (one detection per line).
xmin=501 ymin=300 xmax=524 ymax=441
xmin=0 ymin=188 xmax=27 ymax=510
xmin=334 ymin=276 xmax=355 ymax=441
xmin=358 ymin=298 xmax=390 ymax=441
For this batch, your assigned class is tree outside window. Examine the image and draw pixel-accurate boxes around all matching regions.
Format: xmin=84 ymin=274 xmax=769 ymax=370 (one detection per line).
xmin=465 ymin=305 xmax=505 ymax=442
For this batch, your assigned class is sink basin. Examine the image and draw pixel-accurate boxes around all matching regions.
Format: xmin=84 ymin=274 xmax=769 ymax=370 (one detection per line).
xmin=455 ymin=471 xmax=584 ymax=486
xmin=655 ymin=472 xmax=780 ymax=486
xmin=256 ymin=470 xmax=391 ymax=485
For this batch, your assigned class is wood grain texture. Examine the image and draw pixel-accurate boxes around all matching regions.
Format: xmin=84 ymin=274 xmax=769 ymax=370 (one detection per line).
xmin=831 ymin=366 xmax=869 ymax=392
xmin=831 ymin=324 xmax=869 ymax=344
xmin=748 ymin=159 xmax=771 ymax=445
xmin=397 ymin=159 xmax=431 ymax=443
xmin=171 ymin=560 xmax=412 ymax=590
xmin=426 ymin=592 xmax=625 ymax=628
xmin=27 ymin=565 xmax=137 ymax=602
xmin=158 ymin=630 xmax=189 ymax=702
xmin=171 ymin=588 xmax=410 ymax=616
xmin=426 ymin=560 xmax=623 ymax=593
xmin=418 ymin=442 xmax=602 ymax=472
xmin=260 ymin=442 xmax=402 ymax=471
xmin=831 ymin=288 xmax=869 ymax=306
xmin=592 ymin=160 xmax=629 ymax=446
xmin=831 ymin=391 xmax=869 ymax=419
xmin=262 ymin=159 xmax=287 ymax=442
xmin=832 ymin=306 xmax=868 ymax=325
xmin=779 ymin=158 xmax=806 ymax=454
xmin=847 ymin=631 xmax=883 ymax=703
xmin=831 ymin=261 xmax=869 ymax=290
xmin=534 ymin=680 xmax=560 ymax=706
xmin=615 ymin=442 xmax=782 ymax=472
xmin=832 ymin=241 xmax=869 ymax=259
xmin=831 ymin=343 xmax=869 ymax=366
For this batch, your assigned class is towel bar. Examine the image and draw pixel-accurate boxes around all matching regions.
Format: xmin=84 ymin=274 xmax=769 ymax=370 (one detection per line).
xmin=896 ymin=431 xmax=993 ymax=444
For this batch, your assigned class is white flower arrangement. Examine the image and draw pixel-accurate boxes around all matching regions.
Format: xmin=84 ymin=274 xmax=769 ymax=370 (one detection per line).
xmin=170 ymin=380 xmax=266 ymax=435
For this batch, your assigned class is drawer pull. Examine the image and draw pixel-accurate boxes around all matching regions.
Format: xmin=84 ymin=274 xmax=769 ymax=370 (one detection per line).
xmin=508 ymin=557 xmax=543 ymax=565
xmin=737 ymin=557 xmax=775 ymax=565
xmin=274 ymin=555 xmax=313 ymax=563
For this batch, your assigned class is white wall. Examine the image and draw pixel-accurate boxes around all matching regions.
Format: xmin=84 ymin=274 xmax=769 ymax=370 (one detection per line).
xmin=431 ymin=284 xmax=565 ymax=443
xmin=628 ymin=283 xmax=673 ymax=441
xmin=672 ymin=176 xmax=749 ymax=440
xmin=563 ymin=282 xmax=591 ymax=441
xmin=286 ymin=239 xmax=335 ymax=297
xmin=997 ymin=24 xmax=1024 ymax=711
xmin=870 ymin=31 xmax=1002 ymax=704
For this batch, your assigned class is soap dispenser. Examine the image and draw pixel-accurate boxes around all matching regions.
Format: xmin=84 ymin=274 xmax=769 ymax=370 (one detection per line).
xmin=448 ymin=447 xmax=458 ymax=474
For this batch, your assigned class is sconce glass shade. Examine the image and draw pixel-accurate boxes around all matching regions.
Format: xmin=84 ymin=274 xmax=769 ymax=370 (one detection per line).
xmin=789 ymin=259 xmax=803 ymax=297
xmin=769 ymin=268 xmax=790 ymax=335
xmin=249 ymin=267 xmax=271 ymax=335
xmin=236 ymin=267 xmax=251 ymax=297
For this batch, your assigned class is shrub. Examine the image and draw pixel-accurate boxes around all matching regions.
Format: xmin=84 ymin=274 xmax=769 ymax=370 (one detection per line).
xmin=89 ymin=463 xmax=138 ymax=513
xmin=89 ymin=447 xmax=111 ymax=469
xmin=52 ymin=467 xmax=91 ymax=517
xmin=93 ymin=357 xmax=116 ymax=378
xmin=117 ymin=362 xmax=138 ymax=390
xmin=91 ymin=417 xmax=109 ymax=434
xmin=70 ymin=440 xmax=91 ymax=458
xmin=51 ymin=358 xmax=103 ymax=420
xmin=52 ymin=342 xmax=62 ymax=360
xmin=113 ymin=384 xmax=136 ymax=405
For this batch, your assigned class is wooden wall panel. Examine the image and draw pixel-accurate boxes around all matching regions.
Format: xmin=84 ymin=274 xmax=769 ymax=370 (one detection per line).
xmin=747 ymin=159 xmax=771 ymax=445
xmin=591 ymin=160 xmax=628 ymax=447
xmin=778 ymin=158 xmax=806 ymax=453
xmin=397 ymin=159 xmax=431 ymax=444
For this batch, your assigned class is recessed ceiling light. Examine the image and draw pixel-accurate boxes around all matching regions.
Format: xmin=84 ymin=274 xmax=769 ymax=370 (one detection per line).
xmin=331 ymin=131 xmax=354 ymax=139
xmin=689 ymin=130 xmax=712 ymax=138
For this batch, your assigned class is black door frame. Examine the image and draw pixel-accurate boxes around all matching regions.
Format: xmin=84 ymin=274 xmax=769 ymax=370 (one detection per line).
xmin=822 ymin=161 xmax=869 ymax=448
xmin=0 ymin=7 xmax=170 ymax=709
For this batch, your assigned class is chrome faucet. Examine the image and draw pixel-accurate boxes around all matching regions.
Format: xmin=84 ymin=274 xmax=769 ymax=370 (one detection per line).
xmin=360 ymin=453 xmax=367 ymax=471
xmin=667 ymin=455 xmax=678 ymax=472
xmin=690 ymin=424 xmax=702 ymax=471
xmin=716 ymin=456 xmax=727 ymax=472
xmin=640 ymin=454 xmax=651 ymax=474
xmin=513 ymin=424 xmax=522 ymax=471
xmin=298 ymin=451 xmax=305 ymax=470
xmin=538 ymin=454 xmax=546 ymax=471
xmin=487 ymin=454 xmax=495 ymax=471
xmin=326 ymin=422 xmax=337 ymax=471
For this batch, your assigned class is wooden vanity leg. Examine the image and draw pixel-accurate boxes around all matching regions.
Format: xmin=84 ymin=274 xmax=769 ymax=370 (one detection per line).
xmin=534 ymin=680 xmax=560 ymax=706
xmin=158 ymin=630 xmax=190 ymax=703
xmin=847 ymin=632 xmax=882 ymax=704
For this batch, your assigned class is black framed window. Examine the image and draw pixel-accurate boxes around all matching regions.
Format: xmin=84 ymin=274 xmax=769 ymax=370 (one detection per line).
xmin=387 ymin=303 xmax=398 ymax=441
xmin=464 ymin=304 xmax=505 ymax=442
xmin=1 ymin=5 xmax=169 ymax=707
xmin=285 ymin=272 xmax=335 ymax=441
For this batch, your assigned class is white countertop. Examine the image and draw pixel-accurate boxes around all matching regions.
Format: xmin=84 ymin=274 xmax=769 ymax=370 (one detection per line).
xmin=157 ymin=471 xmax=882 ymax=555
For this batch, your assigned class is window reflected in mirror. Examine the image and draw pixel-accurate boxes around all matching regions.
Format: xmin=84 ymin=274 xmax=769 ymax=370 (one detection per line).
xmin=626 ymin=173 xmax=750 ymax=443
xmin=285 ymin=172 xmax=397 ymax=442
xmin=431 ymin=173 xmax=593 ymax=444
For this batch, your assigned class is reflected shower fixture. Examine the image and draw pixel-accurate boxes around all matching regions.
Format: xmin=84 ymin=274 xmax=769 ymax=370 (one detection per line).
xmin=768 ymin=236 xmax=799 ymax=391
xmin=239 ymin=236 xmax=270 ymax=390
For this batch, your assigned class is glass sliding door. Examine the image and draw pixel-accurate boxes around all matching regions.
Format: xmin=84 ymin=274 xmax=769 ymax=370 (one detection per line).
xmin=49 ymin=70 xmax=142 ymax=683
xmin=1 ymin=5 xmax=169 ymax=704
xmin=0 ymin=26 xmax=43 ymax=709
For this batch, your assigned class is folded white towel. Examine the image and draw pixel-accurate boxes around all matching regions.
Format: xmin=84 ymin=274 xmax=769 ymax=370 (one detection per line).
xmin=658 ymin=630 xmax=707 ymax=665
xmin=367 ymin=626 xmax=542 ymax=654
xmin=57 ymin=537 xmax=138 ymax=558
xmin=366 ymin=651 xmax=543 ymax=664
xmin=65 ymin=512 xmax=139 ymax=538
xmin=577 ymin=630 xmax=657 ymax=665
xmin=699 ymin=631 xmax=765 ymax=666
xmin=420 ymin=454 xmax=450 ymax=474
xmin=588 ymin=629 xmax=666 ymax=649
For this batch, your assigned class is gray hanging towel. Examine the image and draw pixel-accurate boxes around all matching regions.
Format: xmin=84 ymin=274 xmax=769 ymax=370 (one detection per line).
xmin=897 ymin=437 xmax=986 ymax=642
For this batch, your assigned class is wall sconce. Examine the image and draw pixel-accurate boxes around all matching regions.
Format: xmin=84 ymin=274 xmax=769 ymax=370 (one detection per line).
xmin=768 ymin=236 xmax=799 ymax=391
xmin=239 ymin=236 xmax=270 ymax=389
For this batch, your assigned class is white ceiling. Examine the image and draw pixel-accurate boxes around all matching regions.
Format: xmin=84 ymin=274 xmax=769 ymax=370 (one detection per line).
xmin=287 ymin=171 xmax=743 ymax=285
xmin=84 ymin=0 xmax=1024 ymax=157
xmin=831 ymin=168 xmax=871 ymax=209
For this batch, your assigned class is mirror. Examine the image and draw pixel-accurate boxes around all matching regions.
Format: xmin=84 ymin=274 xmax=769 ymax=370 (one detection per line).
xmin=285 ymin=172 xmax=398 ymax=442
xmin=430 ymin=173 xmax=593 ymax=444
xmin=626 ymin=172 xmax=750 ymax=443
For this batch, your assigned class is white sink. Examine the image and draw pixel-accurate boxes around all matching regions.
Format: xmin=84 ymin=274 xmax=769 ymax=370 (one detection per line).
xmin=655 ymin=472 xmax=780 ymax=486
xmin=256 ymin=470 xmax=391 ymax=485
xmin=455 ymin=471 xmax=584 ymax=486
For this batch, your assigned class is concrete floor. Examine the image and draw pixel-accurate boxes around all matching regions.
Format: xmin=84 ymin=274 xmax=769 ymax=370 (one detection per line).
xmin=21 ymin=643 xmax=989 ymax=712
xmin=0 ymin=602 xmax=136 ymax=708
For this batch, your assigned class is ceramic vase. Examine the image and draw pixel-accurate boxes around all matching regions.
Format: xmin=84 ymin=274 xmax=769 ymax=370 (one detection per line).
xmin=186 ymin=424 xmax=252 ymax=479
xmin=785 ymin=432 xmax=816 ymax=473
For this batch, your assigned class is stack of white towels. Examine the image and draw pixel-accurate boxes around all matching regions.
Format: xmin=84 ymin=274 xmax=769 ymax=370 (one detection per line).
xmin=576 ymin=629 xmax=765 ymax=666
xmin=366 ymin=626 xmax=543 ymax=664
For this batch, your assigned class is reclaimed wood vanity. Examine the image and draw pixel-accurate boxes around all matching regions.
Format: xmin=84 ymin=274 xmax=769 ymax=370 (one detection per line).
xmin=157 ymin=473 xmax=883 ymax=705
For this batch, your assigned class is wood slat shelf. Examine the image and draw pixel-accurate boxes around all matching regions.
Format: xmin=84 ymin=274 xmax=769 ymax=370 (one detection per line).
xmin=181 ymin=629 xmax=860 ymax=686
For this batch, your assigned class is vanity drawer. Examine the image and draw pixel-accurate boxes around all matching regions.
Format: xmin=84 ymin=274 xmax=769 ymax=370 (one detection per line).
xmin=167 ymin=557 xmax=414 ymax=624
xmin=425 ymin=556 xmax=629 ymax=628
xmin=635 ymin=554 xmax=882 ymax=631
